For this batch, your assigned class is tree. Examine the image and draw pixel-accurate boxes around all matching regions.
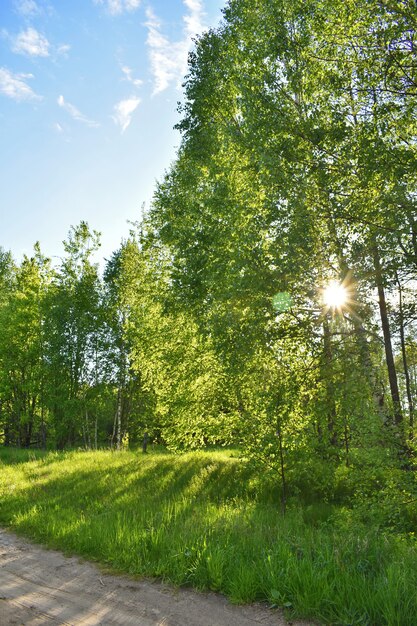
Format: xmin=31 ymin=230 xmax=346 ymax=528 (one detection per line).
xmin=0 ymin=245 xmax=51 ymax=447
xmin=119 ymin=228 xmax=235 ymax=449
xmin=43 ymin=222 xmax=103 ymax=448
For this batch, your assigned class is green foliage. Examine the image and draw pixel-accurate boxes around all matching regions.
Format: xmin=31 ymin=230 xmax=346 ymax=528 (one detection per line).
xmin=2 ymin=0 xmax=417 ymax=465
xmin=142 ymin=0 xmax=417 ymax=481
xmin=42 ymin=222 xmax=104 ymax=448
xmin=0 ymin=245 xmax=51 ymax=447
xmin=0 ymin=225 xmax=151 ymax=451
xmin=119 ymin=233 xmax=237 ymax=449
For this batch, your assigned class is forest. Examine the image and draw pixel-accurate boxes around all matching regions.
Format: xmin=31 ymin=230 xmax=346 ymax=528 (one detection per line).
xmin=2 ymin=0 xmax=417 ymax=519
xmin=3 ymin=1 xmax=417 ymax=622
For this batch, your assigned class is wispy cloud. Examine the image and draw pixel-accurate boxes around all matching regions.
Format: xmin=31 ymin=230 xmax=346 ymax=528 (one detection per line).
xmin=0 ymin=67 xmax=41 ymax=101
xmin=12 ymin=27 xmax=50 ymax=57
xmin=5 ymin=26 xmax=69 ymax=59
xmin=57 ymin=43 xmax=71 ymax=57
xmin=183 ymin=0 xmax=205 ymax=37
xmin=14 ymin=0 xmax=40 ymax=17
xmin=112 ymin=96 xmax=141 ymax=132
xmin=93 ymin=0 xmax=141 ymax=15
xmin=144 ymin=9 xmax=176 ymax=94
xmin=121 ymin=65 xmax=143 ymax=87
xmin=145 ymin=0 xmax=206 ymax=95
xmin=57 ymin=94 xmax=99 ymax=127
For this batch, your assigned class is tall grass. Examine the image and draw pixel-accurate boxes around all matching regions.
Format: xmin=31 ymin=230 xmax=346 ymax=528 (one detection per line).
xmin=1 ymin=447 xmax=416 ymax=625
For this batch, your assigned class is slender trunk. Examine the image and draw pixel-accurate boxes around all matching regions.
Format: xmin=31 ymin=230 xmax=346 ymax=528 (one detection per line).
xmin=322 ymin=315 xmax=338 ymax=447
xmin=116 ymin=387 xmax=122 ymax=450
xmin=395 ymin=272 xmax=414 ymax=436
xmin=409 ymin=215 xmax=417 ymax=261
xmin=3 ymin=403 xmax=11 ymax=446
xmin=85 ymin=408 xmax=91 ymax=449
xmin=82 ymin=421 xmax=87 ymax=449
xmin=94 ymin=342 xmax=98 ymax=450
xmin=41 ymin=403 xmax=46 ymax=450
xmin=344 ymin=420 xmax=350 ymax=467
xmin=111 ymin=411 xmax=116 ymax=449
xmin=276 ymin=418 xmax=287 ymax=515
xmin=373 ymin=245 xmax=403 ymax=426
xmin=5 ymin=426 xmax=10 ymax=446
xmin=115 ymin=320 xmax=127 ymax=451
xmin=411 ymin=364 xmax=416 ymax=399
xmin=40 ymin=384 xmax=46 ymax=449
xmin=26 ymin=420 xmax=33 ymax=448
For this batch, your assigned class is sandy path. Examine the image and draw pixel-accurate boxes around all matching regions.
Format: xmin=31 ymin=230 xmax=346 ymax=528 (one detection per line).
xmin=0 ymin=529 xmax=312 ymax=626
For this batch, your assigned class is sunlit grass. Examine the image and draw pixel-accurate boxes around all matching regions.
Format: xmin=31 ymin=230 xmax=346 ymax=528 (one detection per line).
xmin=1 ymin=447 xmax=417 ymax=625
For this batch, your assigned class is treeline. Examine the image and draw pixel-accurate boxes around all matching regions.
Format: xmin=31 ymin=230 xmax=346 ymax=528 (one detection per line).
xmin=0 ymin=226 xmax=134 ymax=450
xmin=2 ymin=0 xmax=417 ymax=504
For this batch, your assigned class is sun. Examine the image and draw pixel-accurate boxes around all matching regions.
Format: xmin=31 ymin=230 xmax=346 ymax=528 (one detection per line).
xmin=323 ymin=281 xmax=347 ymax=310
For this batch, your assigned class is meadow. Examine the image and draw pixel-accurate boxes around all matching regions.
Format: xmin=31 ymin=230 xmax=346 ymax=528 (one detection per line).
xmin=1 ymin=446 xmax=417 ymax=626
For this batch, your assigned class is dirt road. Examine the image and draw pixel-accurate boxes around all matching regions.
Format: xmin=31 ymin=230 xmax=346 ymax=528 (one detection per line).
xmin=0 ymin=529 xmax=312 ymax=626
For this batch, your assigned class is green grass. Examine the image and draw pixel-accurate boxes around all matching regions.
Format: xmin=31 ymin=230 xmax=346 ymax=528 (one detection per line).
xmin=1 ymin=447 xmax=417 ymax=625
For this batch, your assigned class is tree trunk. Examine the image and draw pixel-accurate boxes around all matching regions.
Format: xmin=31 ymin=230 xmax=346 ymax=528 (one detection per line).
xmin=395 ymin=271 xmax=414 ymax=437
xmin=40 ymin=402 xmax=46 ymax=450
xmin=322 ymin=315 xmax=338 ymax=447
xmin=85 ymin=408 xmax=91 ymax=449
xmin=115 ymin=387 xmax=122 ymax=450
xmin=276 ymin=418 xmax=287 ymax=515
xmin=372 ymin=245 xmax=403 ymax=426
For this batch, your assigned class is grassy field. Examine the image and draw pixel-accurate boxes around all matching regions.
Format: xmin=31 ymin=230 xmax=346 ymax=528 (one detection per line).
xmin=1 ymin=446 xmax=416 ymax=625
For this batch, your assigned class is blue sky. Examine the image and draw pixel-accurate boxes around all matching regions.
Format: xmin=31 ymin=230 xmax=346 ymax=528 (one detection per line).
xmin=0 ymin=0 xmax=224 ymax=264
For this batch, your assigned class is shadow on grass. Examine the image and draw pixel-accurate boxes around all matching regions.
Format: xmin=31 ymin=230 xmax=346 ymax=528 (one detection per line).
xmin=0 ymin=450 xmax=258 ymax=532
xmin=0 ymin=448 xmax=50 ymax=465
xmin=3 ymin=448 xmax=417 ymax=625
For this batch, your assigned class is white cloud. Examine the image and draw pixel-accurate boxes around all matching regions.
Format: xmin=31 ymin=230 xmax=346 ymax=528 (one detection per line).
xmin=112 ymin=96 xmax=140 ymax=132
xmin=121 ymin=65 xmax=143 ymax=87
xmin=14 ymin=0 xmax=40 ymax=17
xmin=12 ymin=27 xmax=50 ymax=57
xmin=5 ymin=26 xmax=69 ymax=59
xmin=57 ymin=94 xmax=99 ymax=128
xmin=93 ymin=0 xmax=141 ymax=15
xmin=53 ymin=122 xmax=63 ymax=133
xmin=183 ymin=0 xmax=205 ymax=37
xmin=145 ymin=0 xmax=206 ymax=95
xmin=57 ymin=43 xmax=71 ymax=57
xmin=124 ymin=0 xmax=141 ymax=10
xmin=0 ymin=67 xmax=41 ymax=101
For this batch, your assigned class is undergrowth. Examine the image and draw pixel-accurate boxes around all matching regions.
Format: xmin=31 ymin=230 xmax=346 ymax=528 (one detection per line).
xmin=1 ymin=447 xmax=416 ymax=625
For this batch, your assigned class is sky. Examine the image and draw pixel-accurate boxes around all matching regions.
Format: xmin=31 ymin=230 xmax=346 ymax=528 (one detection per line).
xmin=0 ymin=0 xmax=225 ymax=264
